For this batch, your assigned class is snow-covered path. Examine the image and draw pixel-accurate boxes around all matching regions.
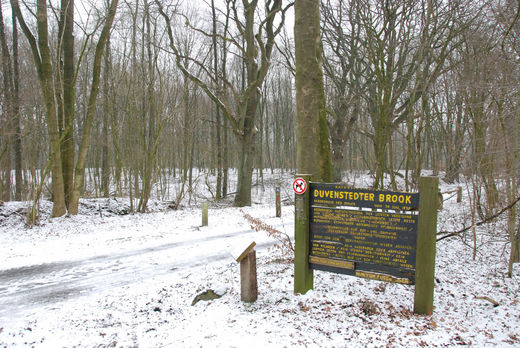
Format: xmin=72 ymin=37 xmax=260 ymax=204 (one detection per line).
xmin=0 ymin=221 xmax=288 ymax=325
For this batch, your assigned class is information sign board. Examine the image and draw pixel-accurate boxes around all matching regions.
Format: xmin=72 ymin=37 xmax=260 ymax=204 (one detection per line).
xmin=308 ymin=183 xmax=419 ymax=284
xmin=294 ymin=175 xmax=439 ymax=315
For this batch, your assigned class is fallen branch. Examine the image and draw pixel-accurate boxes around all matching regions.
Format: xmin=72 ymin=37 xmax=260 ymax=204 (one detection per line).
xmin=475 ymin=296 xmax=499 ymax=307
xmin=437 ymin=194 xmax=520 ymax=242
xmin=442 ymin=192 xmax=457 ymax=202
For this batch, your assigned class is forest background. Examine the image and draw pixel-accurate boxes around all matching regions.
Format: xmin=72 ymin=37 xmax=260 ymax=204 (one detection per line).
xmin=0 ymin=0 xmax=519 ymax=271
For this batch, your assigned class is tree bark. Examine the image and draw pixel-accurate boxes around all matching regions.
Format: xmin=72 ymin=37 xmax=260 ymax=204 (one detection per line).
xmin=69 ymin=0 xmax=119 ymax=214
xmin=0 ymin=3 xmax=14 ymax=201
xmin=34 ymin=0 xmax=67 ymax=217
xmin=294 ymin=0 xmax=332 ymax=182
xmin=58 ymin=0 xmax=75 ymax=208
xmin=235 ymin=129 xmax=256 ymax=207
xmin=101 ymin=38 xmax=111 ymax=198
xmin=211 ymin=0 xmax=223 ymax=200
xmin=12 ymin=10 xmax=22 ymax=201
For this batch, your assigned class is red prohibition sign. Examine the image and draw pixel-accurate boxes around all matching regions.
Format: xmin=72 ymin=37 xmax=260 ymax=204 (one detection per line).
xmin=293 ymin=178 xmax=307 ymax=194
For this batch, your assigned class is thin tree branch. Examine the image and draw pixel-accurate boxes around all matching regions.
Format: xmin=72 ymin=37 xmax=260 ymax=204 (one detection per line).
xmin=437 ymin=194 xmax=520 ymax=242
xmin=154 ymin=0 xmax=239 ymax=133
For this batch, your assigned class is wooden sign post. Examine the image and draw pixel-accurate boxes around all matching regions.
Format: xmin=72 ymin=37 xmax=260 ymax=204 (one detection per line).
xmin=275 ymin=187 xmax=281 ymax=217
xmin=294 ymin=176 xmax=438 ymax=314
xmin=240 ymin=250 xmax=258 ymax=302
xmin=414 ymin=177 xmax=438 ymax=315
xmin=294 ymin=175 xmax=313 ymax=294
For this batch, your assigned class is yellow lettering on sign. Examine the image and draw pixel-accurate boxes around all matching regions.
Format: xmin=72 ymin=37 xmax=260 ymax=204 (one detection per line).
xmin=340 ymin=191 xmax=376 ymax=202
xmin=309 ymin=256 xmax=355 ymax=270
xmin=314 ymin=189 xmax=381 ymax=203
xmin=355 ymin=270 xmax=413 ymax=285
xmin=378 ymin=193 xmax=411 ymax=204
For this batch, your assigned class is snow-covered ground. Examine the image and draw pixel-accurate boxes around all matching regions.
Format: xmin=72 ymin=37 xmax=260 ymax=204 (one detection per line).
xmin=0 ymin=172 xmax=519 ymax=347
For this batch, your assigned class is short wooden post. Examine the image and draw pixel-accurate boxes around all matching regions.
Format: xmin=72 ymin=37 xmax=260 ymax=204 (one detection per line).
xmin=457 ymin=186 xmax=462 ymax=203
xmin=275 ymin=187 xmax=281 ymax=217
xmin=232 ymin=241 xmax=258 ymax=303
xmin=414 ymin=176 xmax=439 ymax=315
xmin=240 ymin=250 xmax=258 ymax=302
xmin=202 ymin=202 xmax=208 ymax=226
xmin=294 ymin=174 xmax=313 ymax=294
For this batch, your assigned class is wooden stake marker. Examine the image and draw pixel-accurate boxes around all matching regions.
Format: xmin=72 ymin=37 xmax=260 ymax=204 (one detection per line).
xmin=275 ymin=187 xmax=281 ymax=217
xmin=232 ymin=241 xmax=258 ymax=303
xmin=202 ymin=202 xmax=208 ymax=226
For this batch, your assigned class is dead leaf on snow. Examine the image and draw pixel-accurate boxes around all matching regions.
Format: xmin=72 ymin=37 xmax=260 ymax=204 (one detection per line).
xmin=298 ymin=301 xmax=310 ymax=312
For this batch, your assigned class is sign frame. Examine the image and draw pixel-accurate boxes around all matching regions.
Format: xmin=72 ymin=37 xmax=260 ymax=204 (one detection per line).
xmin=293 ymin=175 xmax=438 ymax=315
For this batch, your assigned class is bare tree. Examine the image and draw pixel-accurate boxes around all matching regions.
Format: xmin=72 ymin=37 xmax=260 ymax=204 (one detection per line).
xmin=156 ymin=0 xmax=291 ymax=206
xmin=320 ymin=0 xmax=470 ymax=189
xmin=11 ymin=0 xmax=120 ymax=218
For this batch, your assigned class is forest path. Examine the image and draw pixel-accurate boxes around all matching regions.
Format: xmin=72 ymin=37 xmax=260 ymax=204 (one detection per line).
xmin=0 ymin=224 xmax=290 ymax=323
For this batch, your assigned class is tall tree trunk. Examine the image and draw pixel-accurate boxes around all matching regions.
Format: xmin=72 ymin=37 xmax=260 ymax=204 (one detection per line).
xmin=233 ymin=1 xmax=259 ymax=207
xmin=12 ymin=10 xmax=22 ymax=201
xmin=211 ymin=0 xmax=223 ymax=200
xmin=221 ymin=4 xmax=230 ymax=198
xmin=138 ymin=1 xmax=159 ymax=213
xmin=0 ymin=3 xmax=13 ymax=201
xmin=58 ymin=0 xmax=75 ymax=208
xmin=68 ymin=0 xmax=119 ymax=214
xmin=222 ymin=116 xmax=229 ymax=198
xmin=182 ymin=73 xmax=191 ymax=186
xmin=235 ymin=132 xmax=255 ymax=206
xmin=294 ymin=0 xmax=332 ymax=182
xmin=1 ymin=7 xmax=23 ymax=201
xmin=35 ymin=0 xmax=67 ymax=217
xmin=101 ymin=38 xmax=111 ymax=198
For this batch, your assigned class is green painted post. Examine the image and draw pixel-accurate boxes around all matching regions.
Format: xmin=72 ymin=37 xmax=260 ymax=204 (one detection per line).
xmin=414 ymin=176 xmax=439 ymax=315
xmin=294 ymin=174 xmax=313 ymax=294
xmin=202 ymin=202 xmax=208 ymax=226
